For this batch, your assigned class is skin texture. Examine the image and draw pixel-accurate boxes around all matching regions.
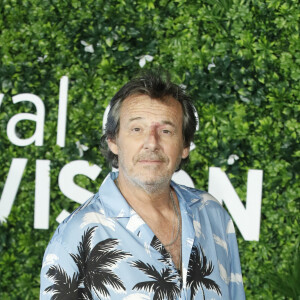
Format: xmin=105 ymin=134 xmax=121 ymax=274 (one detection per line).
xmin=108 ymin=94 xmax=189 ymax=193
xmin=108 ymin=94 xmax=189 ymax=270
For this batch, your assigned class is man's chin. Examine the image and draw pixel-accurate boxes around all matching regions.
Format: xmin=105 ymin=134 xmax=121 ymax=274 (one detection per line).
xmin=133 ymin=175 xmax=171 ymax=192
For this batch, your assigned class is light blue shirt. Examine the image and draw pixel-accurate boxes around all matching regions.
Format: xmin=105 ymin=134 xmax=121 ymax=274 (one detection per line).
xmin=40 ymin=172 xmax=245 ymax=299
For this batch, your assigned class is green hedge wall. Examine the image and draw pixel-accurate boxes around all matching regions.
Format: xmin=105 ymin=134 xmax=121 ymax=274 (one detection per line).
xmin=0 ymin=0 xmax=299 ymax=299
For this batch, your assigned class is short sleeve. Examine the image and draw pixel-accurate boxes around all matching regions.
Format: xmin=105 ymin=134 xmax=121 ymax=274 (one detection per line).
xmin=226 ymin=219 xmax=246 ymax=300
xmin=40 ymin=240 xmax=79 ymax=299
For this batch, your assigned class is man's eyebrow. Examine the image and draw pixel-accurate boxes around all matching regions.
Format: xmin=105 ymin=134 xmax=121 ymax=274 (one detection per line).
xmin=128 ymin=117 xmax=143 ymax=122
xmin=128 ymin=118 xmax=176 ymax=127
xmin=161 ymin=120 xmax=176 ymax=127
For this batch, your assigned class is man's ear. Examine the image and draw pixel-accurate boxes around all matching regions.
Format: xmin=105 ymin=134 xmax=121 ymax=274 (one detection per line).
xmin=181 ymin=146 xmax=189 ymax=159
xmin=107 ymin=138 xmax=118 ymax=155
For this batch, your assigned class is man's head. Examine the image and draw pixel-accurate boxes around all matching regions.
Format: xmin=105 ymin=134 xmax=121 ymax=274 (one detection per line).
xmin=100 ymin=70 xmax=197 ymax=174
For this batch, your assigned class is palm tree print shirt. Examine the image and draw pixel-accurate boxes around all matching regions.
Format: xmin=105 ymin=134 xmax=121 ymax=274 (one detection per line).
xmin=40 ymin=172 xmax=246 ymax=300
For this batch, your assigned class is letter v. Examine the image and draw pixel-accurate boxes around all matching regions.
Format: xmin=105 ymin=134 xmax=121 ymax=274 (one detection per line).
xmin=0 ymin=158 xmax=27 ymax=222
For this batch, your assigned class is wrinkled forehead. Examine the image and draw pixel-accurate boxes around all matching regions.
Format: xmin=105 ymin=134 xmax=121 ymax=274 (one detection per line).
xmin=119 ymin=94 xmax=184 ymax=125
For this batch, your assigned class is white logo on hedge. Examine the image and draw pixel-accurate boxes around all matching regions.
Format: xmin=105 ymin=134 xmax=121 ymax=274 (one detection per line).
xmin=0 ymin=76 xmax=263 ymax=241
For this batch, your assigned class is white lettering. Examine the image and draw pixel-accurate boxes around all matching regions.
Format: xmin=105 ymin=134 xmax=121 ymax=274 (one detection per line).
xmin=6 ymin=93 xmax=45 ymax=146
xmin=34 ymin=160 xmax=51 ymax=229
xmin=58 ymin=160 xmax=101 ymax=205
xmin=56 ymin=76 xmax=69 ymax=147
xmin=57 ymin=160 xmax=101 ymax=222
xmin=0 ymin=158 xmax=28 ymax=222
xmin=0 ymin=93 xmax=4 ymax=107
xmin=208 ymin=167 xmax=263 ymax=241
xmin=56 ymin=209 xmax=70 ymax=224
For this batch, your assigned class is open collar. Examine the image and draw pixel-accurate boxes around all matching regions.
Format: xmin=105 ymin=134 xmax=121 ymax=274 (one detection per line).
xmin=98 ymin=171 xmax=201 ymax=218
xmin=98 ymin=172 xmax=133 ymax=218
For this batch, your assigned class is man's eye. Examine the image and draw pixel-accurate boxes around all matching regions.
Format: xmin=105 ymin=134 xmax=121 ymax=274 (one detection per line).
xmin=162 ymin=129 xmax=171 ymax=134
xmin=132 ymin=128 xmax=141 ymax=132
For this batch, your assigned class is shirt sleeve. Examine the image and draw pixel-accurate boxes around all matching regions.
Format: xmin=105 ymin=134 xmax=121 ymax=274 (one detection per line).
xmin=226 ymin=219 xmax=246 ymax=300
xmin=40 ymin=240 xmax=80 ymax=299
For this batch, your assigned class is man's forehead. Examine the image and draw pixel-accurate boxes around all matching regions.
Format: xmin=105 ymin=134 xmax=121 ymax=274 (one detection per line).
xmin=120 ymin=94 xmax=182 ymax=113
xmin=119 ymin=97 xmax=182 ymax=125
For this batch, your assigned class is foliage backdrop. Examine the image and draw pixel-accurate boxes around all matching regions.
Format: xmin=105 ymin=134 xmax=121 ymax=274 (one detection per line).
xmin=0 ymin=0 xmax=299 ymax=299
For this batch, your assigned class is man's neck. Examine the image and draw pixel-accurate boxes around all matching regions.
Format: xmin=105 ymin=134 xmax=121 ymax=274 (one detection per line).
xmin=116 ymin=172 xmax=173 ymax=213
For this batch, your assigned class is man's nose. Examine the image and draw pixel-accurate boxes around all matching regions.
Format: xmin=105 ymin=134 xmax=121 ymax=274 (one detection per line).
xmin=143 ymin=127 xmax=159 ymax=151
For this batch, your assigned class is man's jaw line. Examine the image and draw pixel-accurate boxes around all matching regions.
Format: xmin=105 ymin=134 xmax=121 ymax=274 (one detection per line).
xmin=118 ymin=167 xmax=171 ymax=196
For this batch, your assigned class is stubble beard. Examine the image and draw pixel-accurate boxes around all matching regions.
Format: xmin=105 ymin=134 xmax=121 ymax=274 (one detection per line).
xmin=118 ymin=152 xmax=182 ymax=195
xmin=133 ymin=172 xmax=171 ymax=194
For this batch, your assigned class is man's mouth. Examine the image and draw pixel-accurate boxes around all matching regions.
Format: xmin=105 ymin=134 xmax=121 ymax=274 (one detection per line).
xmin=138 ymin=160 xmax=163 ymax=163
xmin=135 ymin=152 xmax=167 ymax=165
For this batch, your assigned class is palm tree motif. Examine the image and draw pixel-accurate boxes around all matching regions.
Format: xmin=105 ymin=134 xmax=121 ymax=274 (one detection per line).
xmin=150 ymin=236 xmax=172 ymax=266
xmin=150 ymin=236 xmax=182 ymax=285
xmin=44 ymin=265 xmax=89 ymax=299
xmin=131 ymin=260 xmax=181 ymax=300
xmin=44 ymin=226 xmax=131 ymax=299
xmin=186 ymin=245 xmax=222 ymax=300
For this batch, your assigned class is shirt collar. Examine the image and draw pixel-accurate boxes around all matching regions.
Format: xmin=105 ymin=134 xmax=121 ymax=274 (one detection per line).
xmin=98 ymin=171 xmax=133 ymax=217
xmin=98 ymin=171 xmax=199 ymax=218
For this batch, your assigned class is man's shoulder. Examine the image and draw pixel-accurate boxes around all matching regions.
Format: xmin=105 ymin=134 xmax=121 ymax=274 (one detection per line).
xmin=175 ymin=183 xmax=218 ymax=203
xmin=174 ymin=183 xmax=225 ymax=211
xmin=175 ymin=183 xmax=233 ymax=230
xmin=49 ymin=192 xmax=106 ymax=244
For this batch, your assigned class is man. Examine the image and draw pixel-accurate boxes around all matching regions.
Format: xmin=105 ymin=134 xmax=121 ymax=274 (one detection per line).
xmin=40 ymin=71 xmax=246 ymax=299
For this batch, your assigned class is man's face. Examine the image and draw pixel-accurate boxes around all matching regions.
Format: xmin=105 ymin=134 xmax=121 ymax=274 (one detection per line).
xmin=108 ymin=94 xmax=189 ymax=191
